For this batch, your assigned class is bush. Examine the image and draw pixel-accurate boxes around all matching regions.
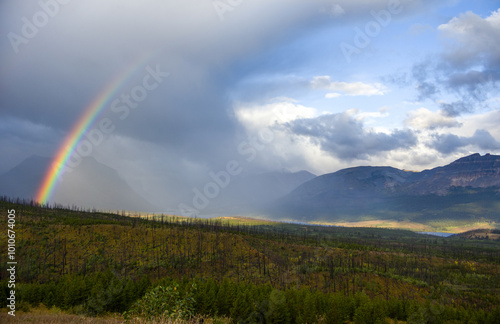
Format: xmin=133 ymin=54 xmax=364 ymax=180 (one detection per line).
xmin=124 ymin=282 xmax=197 ymax=321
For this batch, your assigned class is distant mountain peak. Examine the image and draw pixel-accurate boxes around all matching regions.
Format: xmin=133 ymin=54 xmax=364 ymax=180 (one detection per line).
xmin=445 ymin=153 xmax=500 ymax=173
xmin=452 ymin=153 xmax=498 ymax=163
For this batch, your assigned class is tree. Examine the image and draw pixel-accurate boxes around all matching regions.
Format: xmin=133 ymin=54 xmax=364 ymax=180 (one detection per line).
xmin=231 ymin=288 xmax=254 ymax=322
xmin=268 ymin=289 xmax=290 ymax=324
xmin=353 ymin=299 xmax=386 ymax=324
xmin=326 ymin=293 xmax=352 ymax=323
xmin=217 ymin=278 xmax=236 ymax=316
xmin=299 ymin=291 xmax=319 ymax=324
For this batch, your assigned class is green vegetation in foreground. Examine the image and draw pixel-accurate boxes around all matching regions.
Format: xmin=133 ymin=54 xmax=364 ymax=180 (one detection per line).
xmin=1 ymin=197 xmax=500 ymax=323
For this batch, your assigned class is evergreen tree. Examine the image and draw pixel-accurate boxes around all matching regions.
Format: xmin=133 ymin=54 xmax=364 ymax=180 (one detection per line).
xmin=300 ymin=291 xmax=319 ymax=324
xmin=217 ymin=278 xmax=237 ymax=316
xmin=231 ymin=288 xmax=253 ymax=322
xmin=43 ymin=282 xmax=57 ymax=308
xmin=195 ymin=278 xmax=218 ymax=315
xmin=268 ymin=289 xmax=290 ymax=324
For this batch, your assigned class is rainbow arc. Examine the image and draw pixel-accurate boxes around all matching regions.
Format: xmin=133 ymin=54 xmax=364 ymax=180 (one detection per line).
xmin=36 ymin=56 xmax=150 ymax=204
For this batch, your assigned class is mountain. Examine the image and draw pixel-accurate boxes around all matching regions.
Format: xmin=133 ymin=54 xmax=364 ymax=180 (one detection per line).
xmin=404 ymin=153 xmax=500 ymax=195
xmin=266 ymin=153 xmax=500 ymax=223
xmin=0 ymin=155 xmax=158 ymax=212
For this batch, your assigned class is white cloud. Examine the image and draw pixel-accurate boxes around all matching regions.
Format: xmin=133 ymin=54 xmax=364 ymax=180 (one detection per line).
xmin=438 ymin=9 xmax=500 ymax=67
xmin=325 ymin=92 xmax=342 ymax=99
xmin=405 ymin=108 xmax=461 ymax=130
xmin=461 ymin=109 xmax=500 ymax=140
xmin=233 ymin=99 xmax=339 ymax=173
xmin=235 ymin=100 xmax=318 ymax=131
xmin=355 ymin=107 xmax=390 ymax=121
xmin=311 ymin=76 xmax=387 ymax=97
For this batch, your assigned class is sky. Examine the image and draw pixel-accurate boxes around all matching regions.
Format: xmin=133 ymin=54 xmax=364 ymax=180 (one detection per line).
xmin=1 ymin=0 xmax=499 ymax=211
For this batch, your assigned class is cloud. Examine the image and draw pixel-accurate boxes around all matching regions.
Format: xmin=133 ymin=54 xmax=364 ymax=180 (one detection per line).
xmin=411 ymin=61 xmax=440 ymax=101
xmin=356 ymin=107 xmax=390 ymax=121
xmin=325 ymin=92 xmax=342 ymax=99
xmin=283 ymin=112 xmax=417 ymax=160
xmin=233 ymin=100 xmax=415 ymax=174
xmin=431 ymin=129 xmax=500 ymax=154
xmin=0 ymin=117 xmax=60 ymax=174
xmin=463 ymin=109 xmax=500 ymax=140
xmin=438 ymin=100 xmax=475 ymax=117
xmin=0 ymin=0 xmax=414 ymax=170
xmin=235 ymin=99 xmax=318 ymax=130
xmin=446 ymin=70 xmax=499 ymax=102
xmin=438 ymin=9 xmax=500 ymax=68
xmin=412 ymin=9 xmax=500 ymax=107
xmin=405 ymin=108 xmax=461 ymax=130
xmin=311 ymin=76 xmax=387 ymax=97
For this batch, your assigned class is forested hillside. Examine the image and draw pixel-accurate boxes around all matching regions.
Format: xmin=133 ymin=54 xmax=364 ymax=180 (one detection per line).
xmin=1 ymin=197 xmax=499 ymax=323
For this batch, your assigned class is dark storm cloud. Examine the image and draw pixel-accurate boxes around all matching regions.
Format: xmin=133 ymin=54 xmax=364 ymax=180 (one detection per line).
xmin=0 ymin=117 xmax=59 ymax=173
xmin=0 ymin=0 xmax=265 ymax=170
xmin=283 ymin=112 xmax=417 ymax=160
xmin=0 ymin=0 xmax=436 ymax=168
xmin=431 ymin=129 xmax=500 ymax=154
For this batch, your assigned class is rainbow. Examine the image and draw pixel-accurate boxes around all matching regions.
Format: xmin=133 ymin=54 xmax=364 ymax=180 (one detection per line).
xmin=35 ymin=56 xmax=150 ymax=205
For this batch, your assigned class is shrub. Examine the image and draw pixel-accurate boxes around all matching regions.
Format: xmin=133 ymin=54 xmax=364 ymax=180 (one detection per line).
xmin=124 ymin=282 xmax=196 ymax=321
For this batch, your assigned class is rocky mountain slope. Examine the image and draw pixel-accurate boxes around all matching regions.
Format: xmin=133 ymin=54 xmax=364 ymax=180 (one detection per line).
xmin=266 ymin=153 xmax=500 ymax=223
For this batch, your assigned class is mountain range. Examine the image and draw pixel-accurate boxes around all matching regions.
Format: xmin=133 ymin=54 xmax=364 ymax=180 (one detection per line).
xmin=265 ymin=153 xmax=500 ymax=223
xmin=1 ymin=153 xmax=499 ymax=224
